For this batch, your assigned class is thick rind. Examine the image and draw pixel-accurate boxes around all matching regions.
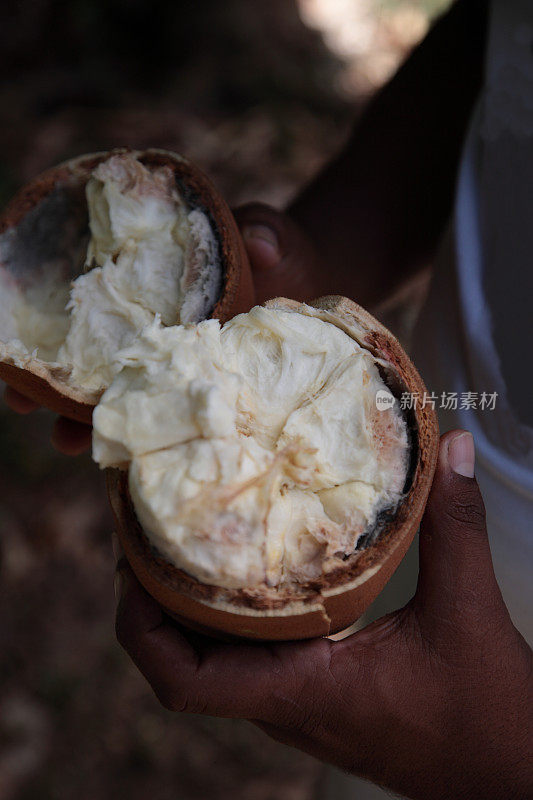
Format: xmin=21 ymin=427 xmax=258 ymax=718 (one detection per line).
xmin=107 ymin=296 xmax=439 ymax=641
xmin=0 ymin=148 xmax=254 ymax=422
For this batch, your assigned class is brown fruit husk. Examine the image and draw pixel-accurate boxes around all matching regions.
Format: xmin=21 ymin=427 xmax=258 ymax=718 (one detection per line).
xmin=107 ymin=295 xmax=439 ymax=641
xmin=0 ymin=149 xmax=254 ymax=423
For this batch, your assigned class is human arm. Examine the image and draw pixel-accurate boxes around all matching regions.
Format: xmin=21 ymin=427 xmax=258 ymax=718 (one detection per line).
xmin=114 ymin=430 xmax=533 ymax=800
xmin=237 ymin=0 xmax=489 ymax=308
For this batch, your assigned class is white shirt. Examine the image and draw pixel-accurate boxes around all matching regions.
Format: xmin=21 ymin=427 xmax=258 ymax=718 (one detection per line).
xmin=411 ymin=0 xmax=533 ymax=646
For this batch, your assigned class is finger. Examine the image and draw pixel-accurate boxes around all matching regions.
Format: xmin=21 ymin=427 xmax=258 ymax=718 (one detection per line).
xmin=111 ymin=531 xmax=124 ymax=563
xmin=51 ymin=416 xmax=92 ymax=455
xmin=239 ymin=221 xmax=280 ymax=273
xmin=415 ymin=429 xmax=504 ymax=624
xmin=3 ymin=386 xmax=40 ymax=414
xmin=115 ymin=562 xmax=199 ymax=693
xmin=234 ymin=202 xmax=320 ymax=303
xmin=115 ymin=561 xmax=330 ymax=721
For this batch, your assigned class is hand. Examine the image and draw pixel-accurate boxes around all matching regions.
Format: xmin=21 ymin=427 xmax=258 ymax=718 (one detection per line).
xmin=114 ymin=430 xmax=533 ymax=800
xmin=3 ymin=386 xmax=92 ymax=455
xmin=234 ymin=203 xmax=326 ymax=304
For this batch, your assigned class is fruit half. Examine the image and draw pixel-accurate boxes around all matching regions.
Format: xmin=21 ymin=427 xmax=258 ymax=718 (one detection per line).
xmin=0 ymin=149 xmax=253 ymax=422
xmin=106 ymin=296 xmax=439 ymax=640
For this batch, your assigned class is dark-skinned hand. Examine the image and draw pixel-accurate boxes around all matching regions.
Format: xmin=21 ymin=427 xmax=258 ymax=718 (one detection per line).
xmin=114 ymin=430 xmax=533 ymax=800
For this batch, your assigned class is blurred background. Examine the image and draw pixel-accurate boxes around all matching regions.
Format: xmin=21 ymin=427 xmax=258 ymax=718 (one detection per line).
xmin=0 ymin=2 xmax=450 ymax=798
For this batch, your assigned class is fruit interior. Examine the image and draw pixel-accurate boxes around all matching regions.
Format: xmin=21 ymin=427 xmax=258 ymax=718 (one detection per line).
xmin=93 ymin=304 xmax=411 ymax=591
xmin=0 ymin=154 xmax=222 ymax=395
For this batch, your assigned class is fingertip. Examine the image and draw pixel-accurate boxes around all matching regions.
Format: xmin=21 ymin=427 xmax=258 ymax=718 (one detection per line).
xmin=234 ymin=201 xmax=320 ymax=303
xmin=432 ymin=430 xmax=475 ymax=482
xmin=446 ymin=430 xmax=475 ymax=479
xmin=417 ymin=429 xmax=492 ymax=611
xmin=3 ymin=386 xmax=40 ymax=414
xmin=51 ymin=417 xmax=92 ymax=455
xmin=241 ymin=225 xmax=281 ymax=272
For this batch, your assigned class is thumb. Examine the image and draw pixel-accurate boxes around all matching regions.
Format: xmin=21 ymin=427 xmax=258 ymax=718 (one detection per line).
xmin=233 ymin=202 xmax=321 ymax=304
xmin=414 ymin=429 xmax=505 ymax=628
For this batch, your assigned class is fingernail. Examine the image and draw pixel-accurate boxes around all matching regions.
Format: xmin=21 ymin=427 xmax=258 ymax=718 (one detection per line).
xmin=111 ymin=531 xmax=123 ymax=562
xmin=114 ymin=571 xmax=123 ymax=607
xmin=241 ymin=224 xmax=280 ymax=259
xmin=448 ymin=431 xmax=475 ymax=478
